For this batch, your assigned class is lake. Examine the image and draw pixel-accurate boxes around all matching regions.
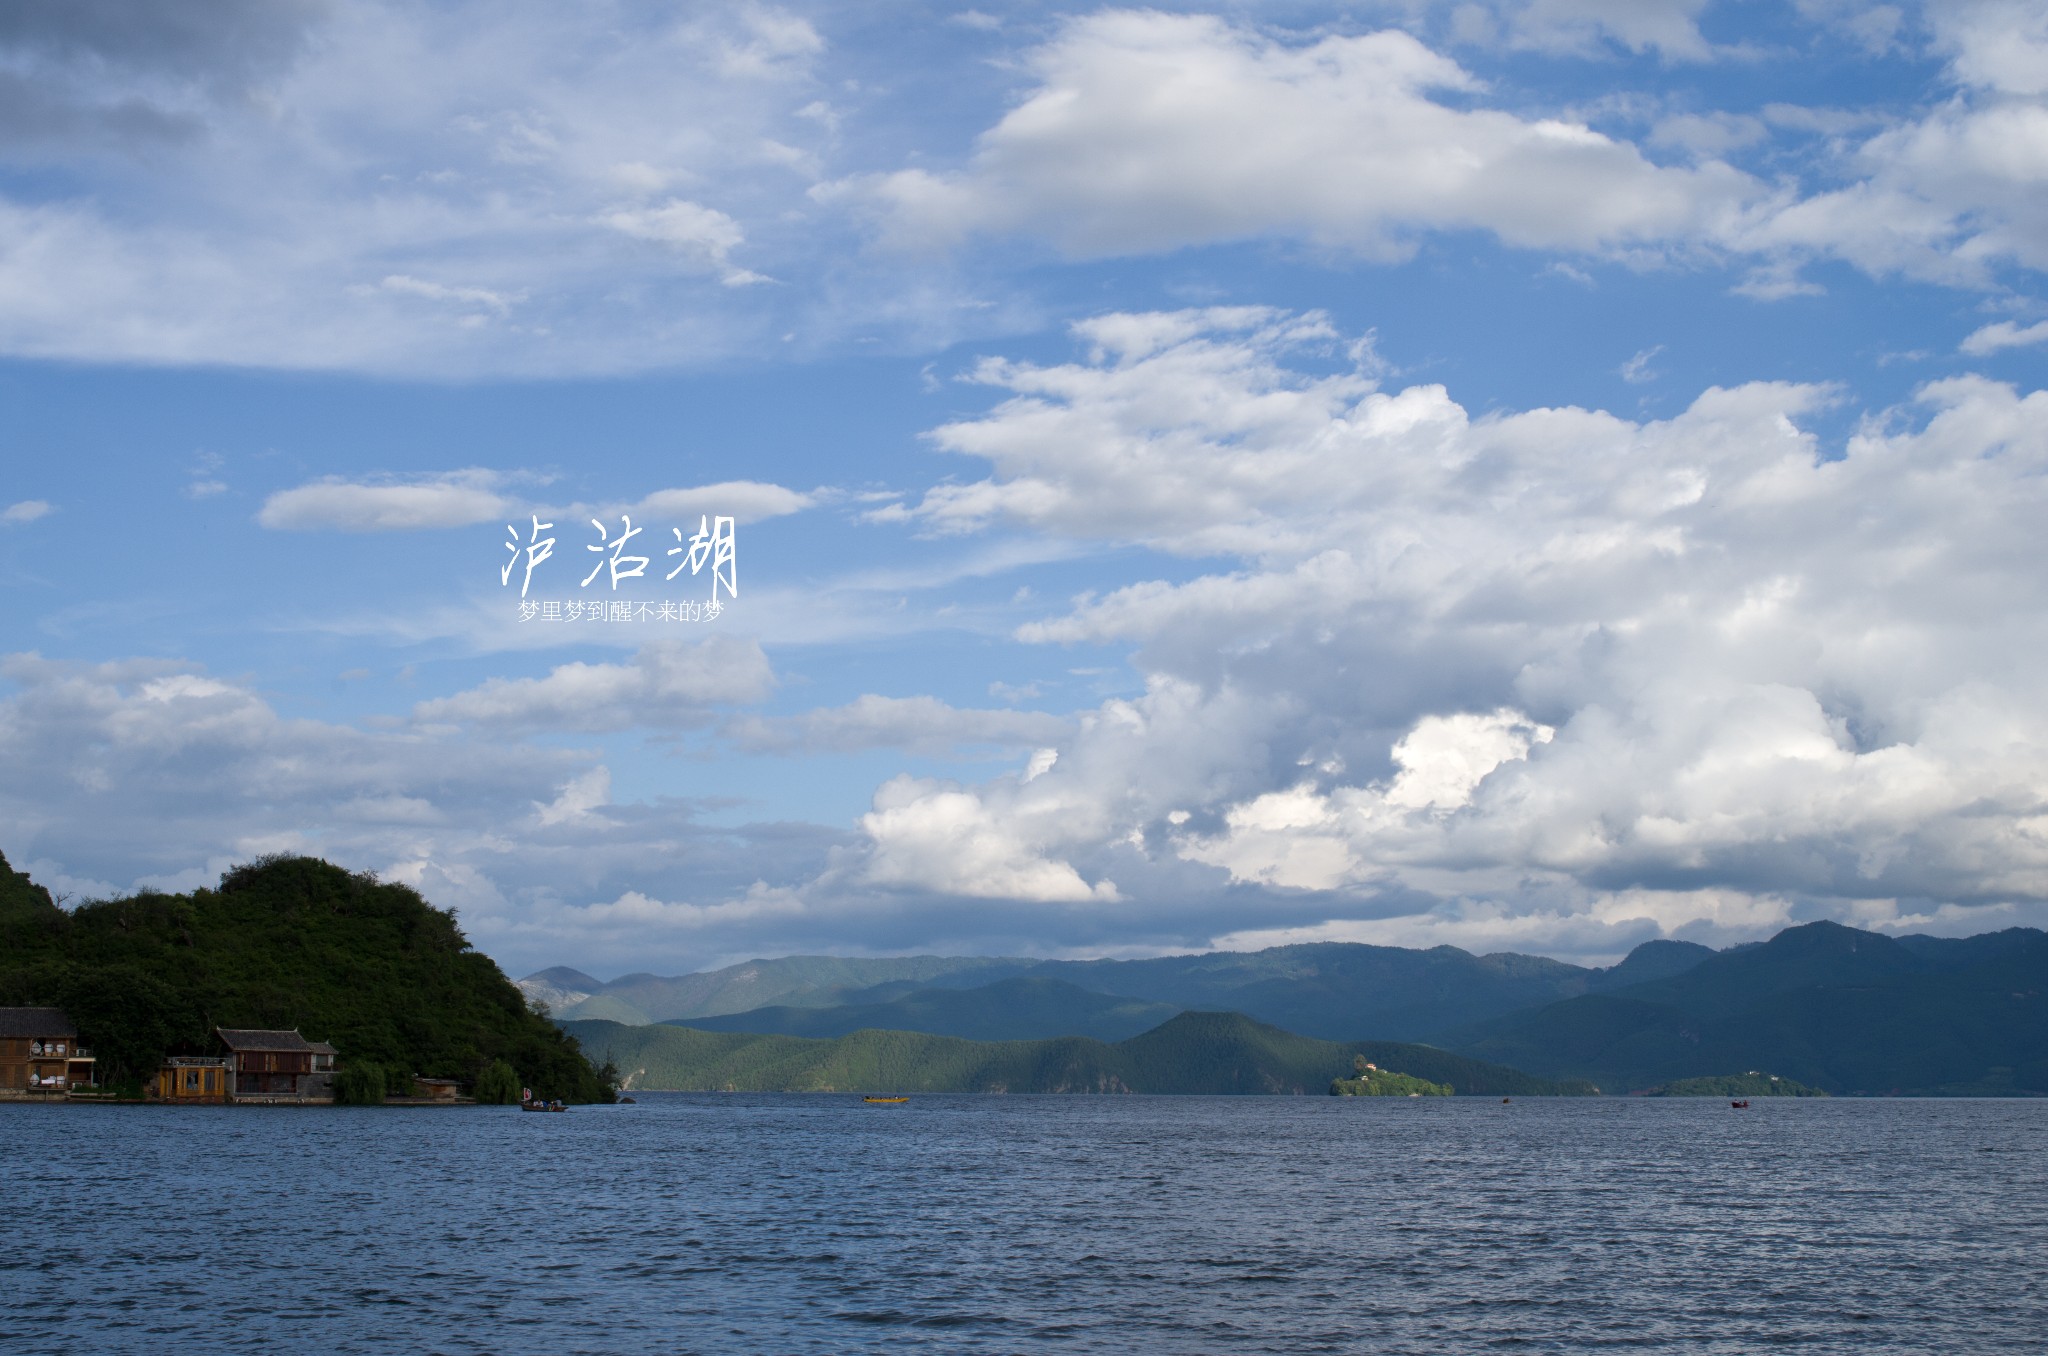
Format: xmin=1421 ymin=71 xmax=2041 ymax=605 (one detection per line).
xmin=6 ymin=1094 xmax=2044 ymax=1353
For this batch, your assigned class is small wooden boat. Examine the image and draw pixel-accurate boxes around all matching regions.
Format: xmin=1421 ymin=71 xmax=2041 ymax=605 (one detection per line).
xmin=861 ymin=1095 xmax=909 ymax=1104
xmin=522 ymin=1101 xmax=569 ymax=1113
xmin=1730 ymin=1100 xmax=1750 ymax=1109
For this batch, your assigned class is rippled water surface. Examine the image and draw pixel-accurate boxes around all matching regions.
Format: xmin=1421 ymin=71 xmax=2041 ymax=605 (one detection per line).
xmin=6 ymin=1095 xmax=2045 ymax=1353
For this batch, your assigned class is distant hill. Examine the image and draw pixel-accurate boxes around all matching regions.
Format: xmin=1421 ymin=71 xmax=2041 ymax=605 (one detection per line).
xmin=565 ymin=1010 xmax=1597 ymax=1097
xmin=669 ymin=976 xmax=1181 ymax=1044
xmin=0 ymin=851 xmax=613 ymax=1102
xmin=1444 ymin=921 xmax=2048 ymax=1095
xmin=530 ymin=936 xmax=1717 ymax=1041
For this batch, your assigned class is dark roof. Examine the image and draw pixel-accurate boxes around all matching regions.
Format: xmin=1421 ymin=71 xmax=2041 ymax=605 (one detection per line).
xmin=0 ymin=1007 xmax=77 ymax=1038
xmin=306 ymin=1041 xmax=338 ymax=1055
xmin=216 ymin=1028 xmax=315 ymax=1053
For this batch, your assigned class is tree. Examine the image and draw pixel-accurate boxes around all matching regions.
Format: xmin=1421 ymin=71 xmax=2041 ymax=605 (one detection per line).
xmin=473 ymin=1058 xmax=520 ymax=1104
xmin=334 ymin=1063 xmax=387 ymax=1105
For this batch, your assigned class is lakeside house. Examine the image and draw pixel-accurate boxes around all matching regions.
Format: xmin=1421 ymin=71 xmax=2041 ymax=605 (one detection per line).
xmin=0 ymin=1008 xmax=97 ymax=1097
xmin=157 ymin=1056 xmax=231 ymax=1103
xmin=212 ymin=1028 xmax=336 ymax=1104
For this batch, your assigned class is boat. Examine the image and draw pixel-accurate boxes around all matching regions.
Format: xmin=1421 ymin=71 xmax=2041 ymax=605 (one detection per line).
xmin=862 ymin=1095 xmax=909 ymax=1104
xmin=1730 ymin=1100 xmax=1750 ymax=1109
xmin=521 ymin=1100 xmax=569 ymax=1113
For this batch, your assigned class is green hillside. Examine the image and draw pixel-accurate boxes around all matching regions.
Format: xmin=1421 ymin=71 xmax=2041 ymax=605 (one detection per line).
xmin=1446 ymin=921 xmax=2048 ymax=1095
xmin=566 ymin=1009 xmax=1596 ymax=1096
xmin=669 ymin=975 xmax=1181 ymax=1043
xmin=0 ymin=851 xmax=612 ymax=1102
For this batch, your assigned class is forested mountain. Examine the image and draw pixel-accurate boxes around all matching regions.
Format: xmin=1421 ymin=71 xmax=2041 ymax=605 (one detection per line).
xmin=1443 ymin=921 xmax=2048 ymax=1095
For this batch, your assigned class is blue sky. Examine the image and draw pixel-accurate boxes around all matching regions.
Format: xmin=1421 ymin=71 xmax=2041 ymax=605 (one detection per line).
xmin=4 ymin=0 xmax=2048 ymax=977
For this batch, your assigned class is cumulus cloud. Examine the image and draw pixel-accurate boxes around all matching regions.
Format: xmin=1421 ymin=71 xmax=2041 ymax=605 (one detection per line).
xmin=831 ymin=310 xmax=2048 ymax=954
xmin=1 ymin=499 xmax=53 ymax=525
xmin=860 ymin=773 xmax=1120 ymax=903
xmin=257 ymin=471 xmax=510 ymax=531
xmin=413 ymin=635 xmax=773 ymax=731
xmin=837 ymin=11 xmax=1757 ymax=260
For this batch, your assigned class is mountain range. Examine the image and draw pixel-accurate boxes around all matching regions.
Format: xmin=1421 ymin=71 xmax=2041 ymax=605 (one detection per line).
xmin=562 ymin=1010 xmax=1596 ymax=1097
xmin=529 ymin=922 xmax=2048 ymax=1096
xmin=522 ymin=936 xmax=1717 ymax=1041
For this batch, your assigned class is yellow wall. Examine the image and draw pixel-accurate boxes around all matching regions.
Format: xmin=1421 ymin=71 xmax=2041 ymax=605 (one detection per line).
xmin=159 ymin=1065 xmax=225 ymax=1099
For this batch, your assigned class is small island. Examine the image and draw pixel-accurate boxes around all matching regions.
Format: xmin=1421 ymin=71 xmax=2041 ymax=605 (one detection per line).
xmin=1330 ymin=1054 xmax=1452 ymax=1097
xmin=1643 ymin=1072 xmax=1827 ymax=1098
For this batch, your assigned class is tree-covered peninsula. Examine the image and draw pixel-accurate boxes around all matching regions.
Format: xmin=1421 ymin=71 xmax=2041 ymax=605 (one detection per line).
xmin=0 ymin=850 xmax=613 ymax=1102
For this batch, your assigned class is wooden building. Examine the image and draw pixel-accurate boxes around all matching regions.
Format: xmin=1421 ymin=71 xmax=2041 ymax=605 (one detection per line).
xmin=0 ymin=1007 xmax=96 ymax=1097
xmin=215 ymin=1028 xmax=325 ymax=1102
xmin=157 ymin=1057 xmax=231 ymax=1103
xmin=412 ymin=1076 xmax=462 ymax=1100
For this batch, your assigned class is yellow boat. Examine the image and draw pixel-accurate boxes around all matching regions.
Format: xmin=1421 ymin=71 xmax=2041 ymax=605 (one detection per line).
xmin=861 ymin=1095 xmax=909 ymax=1104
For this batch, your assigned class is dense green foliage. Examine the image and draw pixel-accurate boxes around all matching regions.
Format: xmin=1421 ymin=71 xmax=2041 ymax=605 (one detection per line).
xmin=0 ymin=851 xmax=613 ymax=1102
xmin=566 ymin=1009 xmax=1595 ymax=1096
xmin=1445 ymin=921 xmax=2048 ymax=1095
xmin=1330 ymin=1053 xmax=1452 ymax=1096
xmin=473 ymin=1058 xmax=521 ymax=1105
xmin=1643 ymin=1072 xmax=1826 ymax=1097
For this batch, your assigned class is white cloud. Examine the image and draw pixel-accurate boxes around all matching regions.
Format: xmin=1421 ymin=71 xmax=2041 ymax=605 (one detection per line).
xmin=860 ymin=773 xmax=1119 ymax=903
xmin=535 ymin=766 xmax=611 ymax=827
xmin=626 ymin=481 xmax=814 ymax=525
xmin=1620 ymin=344 xmax=1664 ymax=382
xmin=1961 ymin=319 xmax=2048 ymax=355
xmin=1 ymin=499 xmax=53 ymax=525
xmin=837 ymin=11 xmax=1757 ymax=260
xmin=601 ymin=199 xmax=769 ymax=287
xmin=0 ymin=1 xmax=830 ymax=375
xmin=413 ymin=635 xmax=773 ymax=731
xmin=826 ymin=310 xmax=2048 ymax=951
xmin=258 ymin=471 xmax=510 ymax=531
xmin=1930 ymin=0 xmax=2048 ymax=98
xmin=832 ymin=9 xmax=2048 ymax=298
